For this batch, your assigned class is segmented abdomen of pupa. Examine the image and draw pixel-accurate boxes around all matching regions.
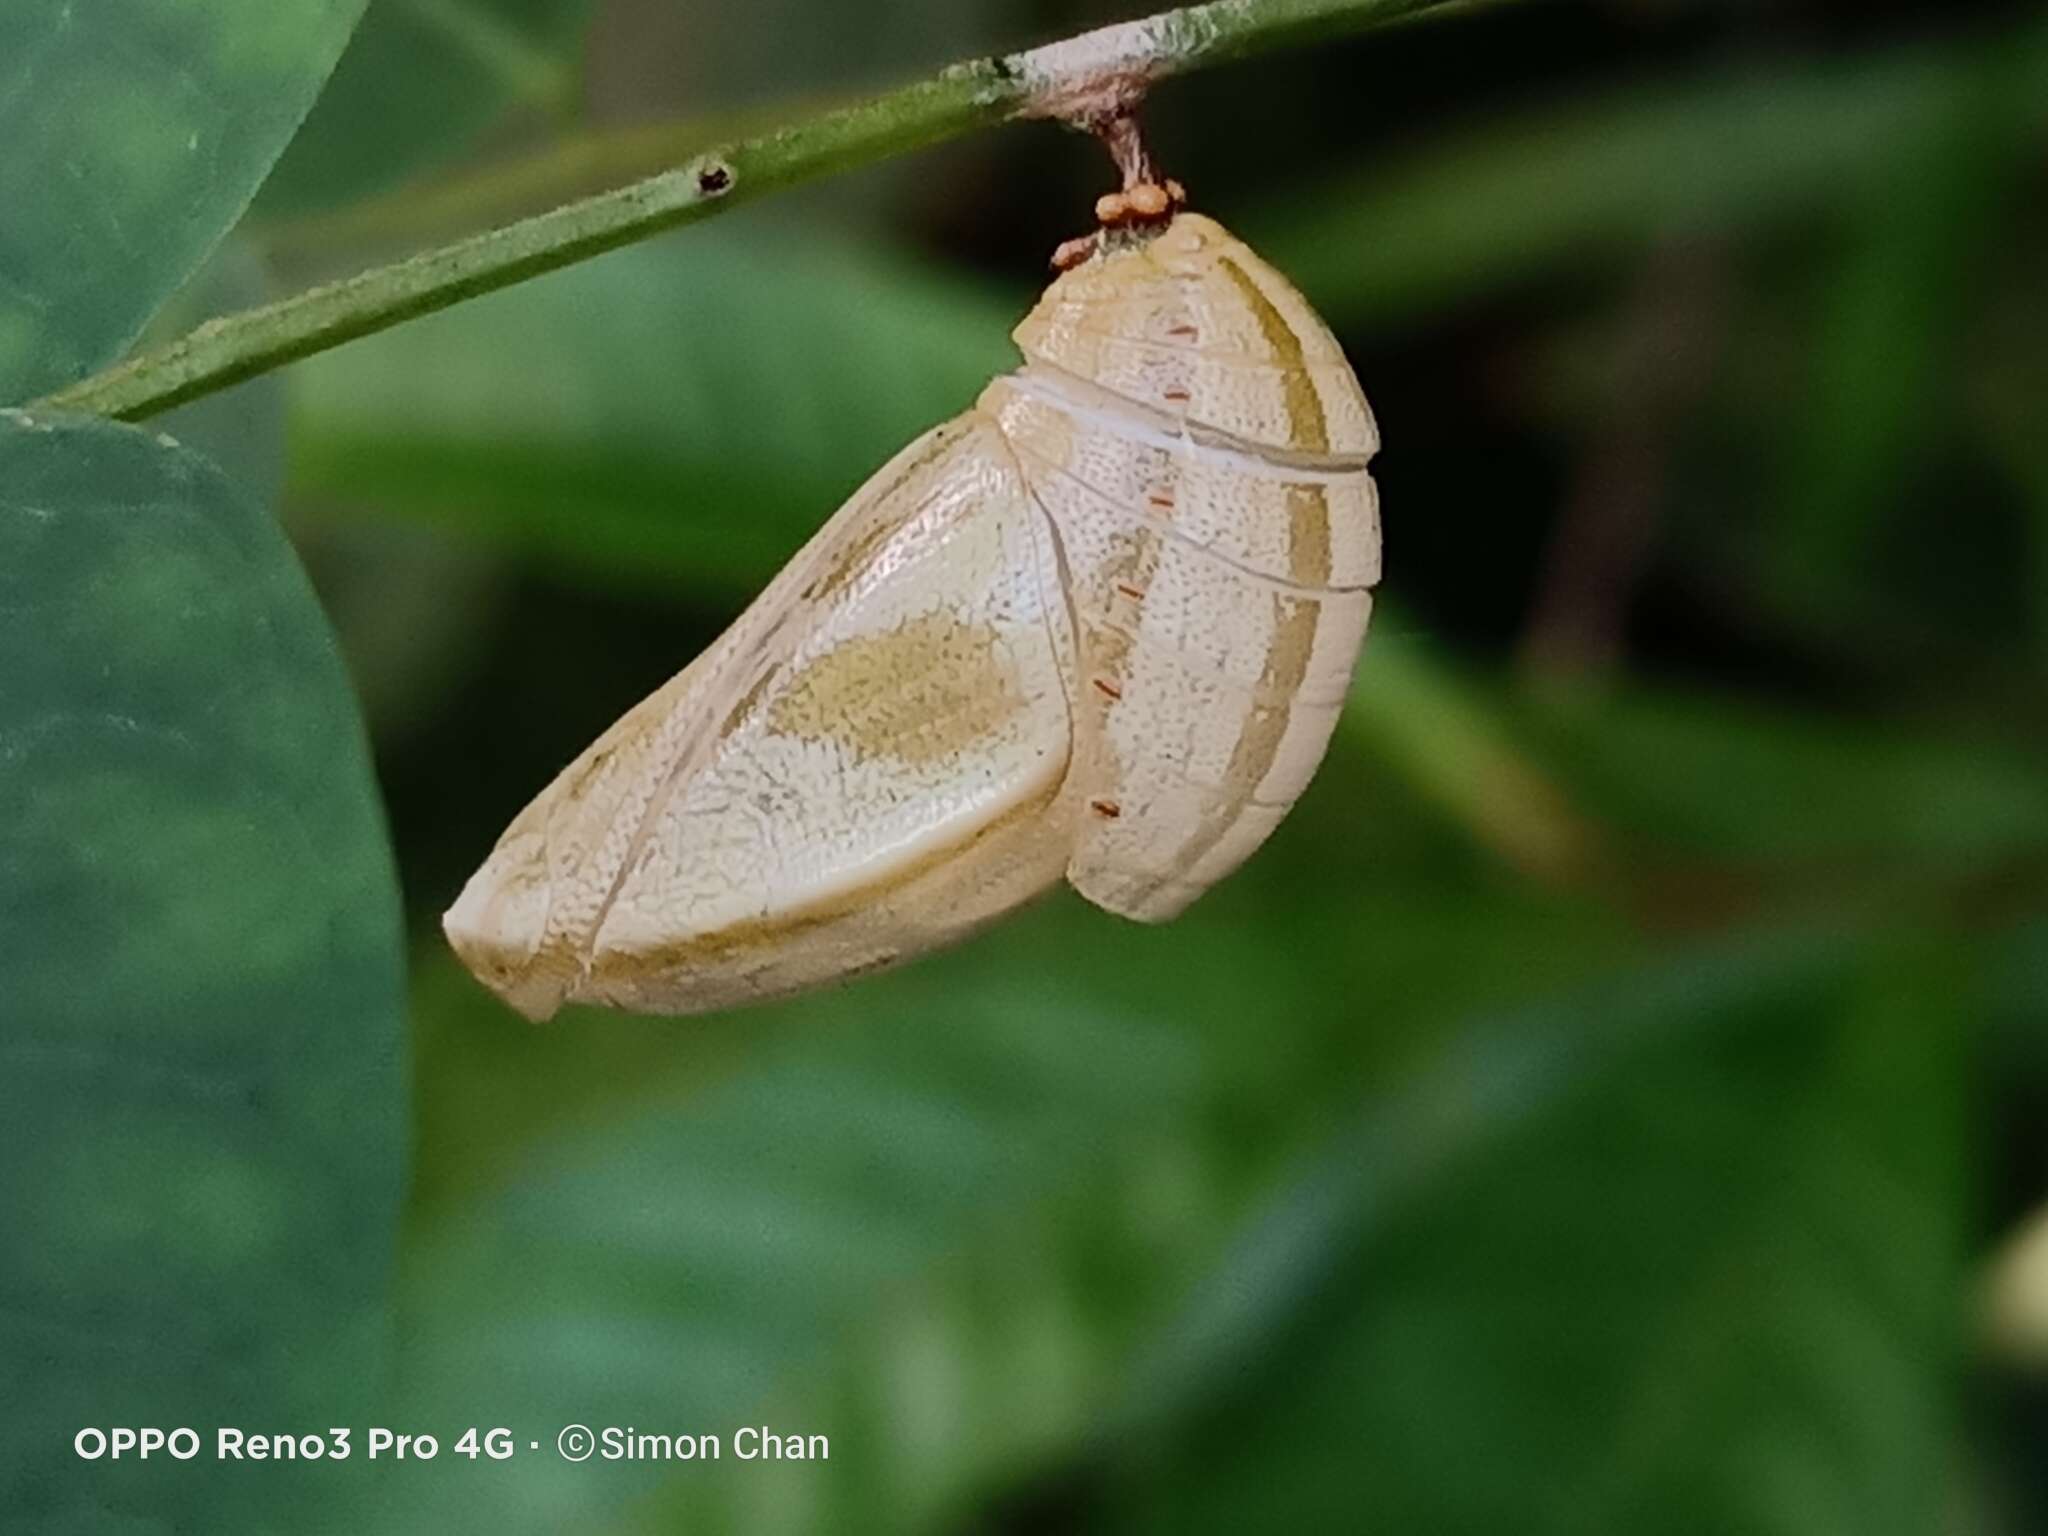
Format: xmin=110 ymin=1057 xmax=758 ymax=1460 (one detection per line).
xmin=989 ymin=212 xmax=1382 ymax=922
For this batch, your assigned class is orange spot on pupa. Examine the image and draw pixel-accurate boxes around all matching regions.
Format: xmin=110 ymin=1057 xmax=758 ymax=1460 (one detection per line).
xmin=1051 ymin=235 xmax=1097 ymax=271
xmin=1125 ymin=182 xmax=1170 ymax=218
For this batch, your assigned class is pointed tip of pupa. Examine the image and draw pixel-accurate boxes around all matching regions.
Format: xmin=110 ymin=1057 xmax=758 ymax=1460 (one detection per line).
xmin=442 ymin=868 xmax=572 ymax=1023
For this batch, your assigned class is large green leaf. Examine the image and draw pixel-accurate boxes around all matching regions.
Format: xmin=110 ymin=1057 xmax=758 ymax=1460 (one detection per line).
xmin=1084 ymin=933 xmax=1967 ymax=1536
xmin=0 ymin=410 xmax=406 ymax=1531
xmin=0 ymin=0 xmax=367 ymax=401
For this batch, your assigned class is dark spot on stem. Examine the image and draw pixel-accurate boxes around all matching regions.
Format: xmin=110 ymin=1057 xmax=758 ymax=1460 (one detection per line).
xmin=697 ymin=161 xmax=733 ymax=196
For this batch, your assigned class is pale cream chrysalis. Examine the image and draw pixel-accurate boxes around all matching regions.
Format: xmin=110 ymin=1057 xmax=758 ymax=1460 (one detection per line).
xmin=444 ymin=198 xmax=1380 ymax=1020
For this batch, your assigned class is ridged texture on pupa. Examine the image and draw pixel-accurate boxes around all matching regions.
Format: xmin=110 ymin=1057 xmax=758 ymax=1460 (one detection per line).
xmin=445 ymin=213 xmax=1378 ymax=1019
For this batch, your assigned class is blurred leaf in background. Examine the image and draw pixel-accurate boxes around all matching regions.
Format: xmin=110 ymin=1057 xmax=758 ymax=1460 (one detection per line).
xmin=258 ymin=0 xmax=593 ymax=217
xmin=284 ymin=227 xmax=1014 ymax=597
xmin=1087 ymin=932 xmax=1968 ymax=1536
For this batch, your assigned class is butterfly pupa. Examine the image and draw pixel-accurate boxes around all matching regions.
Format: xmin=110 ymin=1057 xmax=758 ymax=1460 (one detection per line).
xmin=445 ymin=204 xmax=1380 ymax=1020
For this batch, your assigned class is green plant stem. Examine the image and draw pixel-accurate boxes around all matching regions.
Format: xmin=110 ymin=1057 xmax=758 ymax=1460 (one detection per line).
xmin=37 ymin=0 xmax=1468 ymax=422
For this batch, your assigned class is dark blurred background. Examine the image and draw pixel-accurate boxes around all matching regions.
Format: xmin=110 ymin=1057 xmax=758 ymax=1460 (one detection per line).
xmin=151 ymin=0 xmax=2048 ymax=1529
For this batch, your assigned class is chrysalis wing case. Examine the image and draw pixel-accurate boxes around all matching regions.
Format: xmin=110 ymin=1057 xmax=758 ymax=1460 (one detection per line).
xmin=445 ymin=210 xmax=1380 ymax=1020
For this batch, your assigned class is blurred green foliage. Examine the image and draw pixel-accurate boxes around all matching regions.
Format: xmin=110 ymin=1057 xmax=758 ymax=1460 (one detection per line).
xmin=0 ymin=0 xmax=367 ymax=397
xmin=5 ymin=1 xmax=2048 ymax=1534
xmin=257 ymin=0 xmax=590 ymax=216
